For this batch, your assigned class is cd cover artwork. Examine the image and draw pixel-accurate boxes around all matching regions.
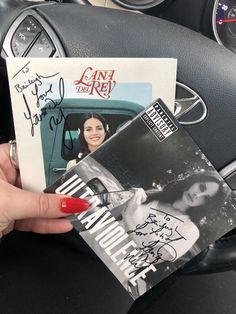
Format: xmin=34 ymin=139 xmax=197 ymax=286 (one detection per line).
xmin=6 ymin=57 xmax=176 ymax=191
xmin=45 ymin=99 xmax=236 ymax=299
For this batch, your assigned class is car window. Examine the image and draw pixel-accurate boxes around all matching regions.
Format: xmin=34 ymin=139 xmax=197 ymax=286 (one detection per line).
xmin=62 ymin=112 xmax=132 ymax=161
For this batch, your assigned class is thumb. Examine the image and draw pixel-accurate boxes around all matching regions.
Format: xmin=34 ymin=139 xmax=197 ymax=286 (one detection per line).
xmin=0 ymin=180 xmax=89 ymax=221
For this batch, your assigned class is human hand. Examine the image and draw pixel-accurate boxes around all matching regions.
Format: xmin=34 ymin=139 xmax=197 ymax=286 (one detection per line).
xmin=0 ymin=143 xmax=89 ymax=237
xmin=0 ymin=143 xmax=20 ymax=187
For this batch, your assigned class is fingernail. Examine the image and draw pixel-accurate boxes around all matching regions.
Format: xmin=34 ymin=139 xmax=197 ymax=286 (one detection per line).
xmin=60 ymin=198 xmax=89 ymax=213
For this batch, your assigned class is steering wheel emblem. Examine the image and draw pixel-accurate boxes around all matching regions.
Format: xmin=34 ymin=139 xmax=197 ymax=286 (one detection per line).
xmin=174 ymin=82 xmax=207 ymax=125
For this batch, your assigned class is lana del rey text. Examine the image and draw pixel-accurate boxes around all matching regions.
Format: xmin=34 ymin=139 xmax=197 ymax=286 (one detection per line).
xmin=74 ymin=66 xmax=116 ymax=99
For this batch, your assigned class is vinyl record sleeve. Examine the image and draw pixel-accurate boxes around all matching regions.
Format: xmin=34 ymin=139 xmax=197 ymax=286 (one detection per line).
xmin=6 ymin=57 xmax=177 ymax=191
xmin=45 ymin=99 xmax=236 ymax=299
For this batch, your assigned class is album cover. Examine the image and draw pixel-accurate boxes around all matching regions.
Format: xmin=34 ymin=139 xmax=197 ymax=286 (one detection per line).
xmin=6 ymin=57 xmax=177 ymax=191
xmin=45 ymin=99 xmax=236 ymax=299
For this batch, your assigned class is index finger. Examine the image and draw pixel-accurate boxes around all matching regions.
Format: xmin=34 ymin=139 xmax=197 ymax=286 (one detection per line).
xmin=0 ymin=180 xmax=89 ymax=221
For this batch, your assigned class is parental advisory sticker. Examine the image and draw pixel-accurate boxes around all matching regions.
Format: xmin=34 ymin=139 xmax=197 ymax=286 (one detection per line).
xmin=141 ymin=100 xmax=178 ymax=142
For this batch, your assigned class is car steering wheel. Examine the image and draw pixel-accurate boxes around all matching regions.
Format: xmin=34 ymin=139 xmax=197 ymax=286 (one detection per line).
xmin=1 ymin=0 xmax=236 ymax=276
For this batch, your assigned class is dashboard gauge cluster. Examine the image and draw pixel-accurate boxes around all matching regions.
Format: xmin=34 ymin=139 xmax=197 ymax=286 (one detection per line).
xmin=111 ymin=0 xmax=167 ymax=10
xmin=213 ymin=0 xmax=236 ymax=53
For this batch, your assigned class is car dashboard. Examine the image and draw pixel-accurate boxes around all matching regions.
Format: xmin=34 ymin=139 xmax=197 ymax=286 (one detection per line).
xmin=89 ymin=0 xmax=236 ymax=55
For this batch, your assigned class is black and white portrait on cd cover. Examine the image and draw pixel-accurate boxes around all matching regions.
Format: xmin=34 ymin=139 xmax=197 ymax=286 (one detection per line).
xmin=46 ymin=100 xmax=236 ymax=299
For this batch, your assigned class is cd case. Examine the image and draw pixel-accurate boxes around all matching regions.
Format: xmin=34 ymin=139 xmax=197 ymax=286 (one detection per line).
xmin=45 ymin=99 xmax=236 ymax=299
xmin=6 ymin=57 xmax=176 ymax=191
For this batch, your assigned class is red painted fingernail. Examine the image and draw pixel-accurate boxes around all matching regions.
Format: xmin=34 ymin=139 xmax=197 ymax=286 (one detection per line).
xmin=60 ymin=198 xmax=89 ymax=213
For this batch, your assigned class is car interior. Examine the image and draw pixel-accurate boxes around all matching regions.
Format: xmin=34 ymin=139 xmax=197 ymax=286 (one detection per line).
xmin=0 ymin=0 xmax=236 ymax=313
